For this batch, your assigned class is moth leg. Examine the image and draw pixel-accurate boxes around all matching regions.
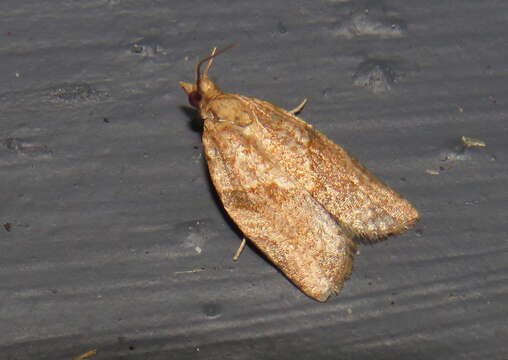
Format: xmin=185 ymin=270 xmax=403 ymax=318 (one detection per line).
xmin=288 ymin=98 xmax=308 ymax=115
xmin=232 ymin=238 xmax=247 ymax=261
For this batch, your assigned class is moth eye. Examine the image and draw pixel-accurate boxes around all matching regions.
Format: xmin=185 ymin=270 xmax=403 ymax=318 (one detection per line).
xmin=188 ymin=91 xmax=202 ymax=107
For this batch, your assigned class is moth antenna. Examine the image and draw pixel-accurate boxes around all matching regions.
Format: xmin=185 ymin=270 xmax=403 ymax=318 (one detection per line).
xmin=195 ymin=44 xmax=237 ymax=93
xmin=204 ymin=47 xmax=218 ymax=76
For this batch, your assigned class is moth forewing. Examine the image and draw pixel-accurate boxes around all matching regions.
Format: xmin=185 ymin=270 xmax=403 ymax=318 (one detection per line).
xmin=203 ymin=118 xmax=356 ymax=301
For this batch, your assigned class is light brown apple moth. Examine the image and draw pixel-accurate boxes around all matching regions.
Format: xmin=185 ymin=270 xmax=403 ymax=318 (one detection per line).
xmin=180 ymin=47 xmax=419 ymax=301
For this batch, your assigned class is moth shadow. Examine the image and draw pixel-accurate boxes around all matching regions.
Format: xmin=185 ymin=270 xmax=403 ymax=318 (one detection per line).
xmin=179 ymin=105 xmax=203 ymax=133
xmin=179 ymin=106 xmax=251 ymax=242
xmin=204 ymin=165 xmax=272 ymax=264
xmin=179 ymin=105 xmax=237 ymax=232
xmin=353 ymin=236 xmax=385 ymax=246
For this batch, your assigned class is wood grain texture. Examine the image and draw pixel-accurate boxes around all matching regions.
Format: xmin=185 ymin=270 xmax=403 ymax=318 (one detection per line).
xmin=1 ymin=0 xmax=507 ymax=359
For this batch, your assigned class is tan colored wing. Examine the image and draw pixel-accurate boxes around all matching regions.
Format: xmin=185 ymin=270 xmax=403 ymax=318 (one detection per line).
xmin=203 ymin=119 xmax=356 ymax=302
xmin=241 ymin=96 xmax=419 ymax=240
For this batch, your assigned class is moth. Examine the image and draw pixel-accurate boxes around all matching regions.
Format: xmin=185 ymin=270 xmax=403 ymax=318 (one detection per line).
xmin=180 ymin=47 xmax=419 ymax=301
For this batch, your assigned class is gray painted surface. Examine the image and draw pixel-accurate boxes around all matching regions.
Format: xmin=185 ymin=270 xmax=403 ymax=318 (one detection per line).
xmin=1 ymin=1 xmax=507 ymax=359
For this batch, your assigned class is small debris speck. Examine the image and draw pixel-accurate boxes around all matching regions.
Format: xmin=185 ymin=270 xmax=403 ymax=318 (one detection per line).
xmin=461 ymin=136 xmax=486 ymax=148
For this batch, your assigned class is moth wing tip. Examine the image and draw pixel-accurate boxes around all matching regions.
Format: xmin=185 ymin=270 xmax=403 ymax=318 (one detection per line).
xmin=312 ymin=290 xmax=333 ymax=302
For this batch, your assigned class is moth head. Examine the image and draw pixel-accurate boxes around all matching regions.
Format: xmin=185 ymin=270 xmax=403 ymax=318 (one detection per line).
xmin=179 ymin=45 xmax=236 ymax=109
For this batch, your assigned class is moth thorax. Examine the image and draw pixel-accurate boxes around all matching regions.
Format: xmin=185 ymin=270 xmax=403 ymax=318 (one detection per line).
xmin=199 ymin=77 xmax=221 ymax=97
xmin=208 ymin=98 xmax=254 ymax=126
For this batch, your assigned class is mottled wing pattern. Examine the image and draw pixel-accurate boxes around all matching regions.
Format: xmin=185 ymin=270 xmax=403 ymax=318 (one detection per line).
xmin=243 ymin=96 xmax=419 ymax=240
xmin=203 ymin=119 xmax=356 ymax=301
